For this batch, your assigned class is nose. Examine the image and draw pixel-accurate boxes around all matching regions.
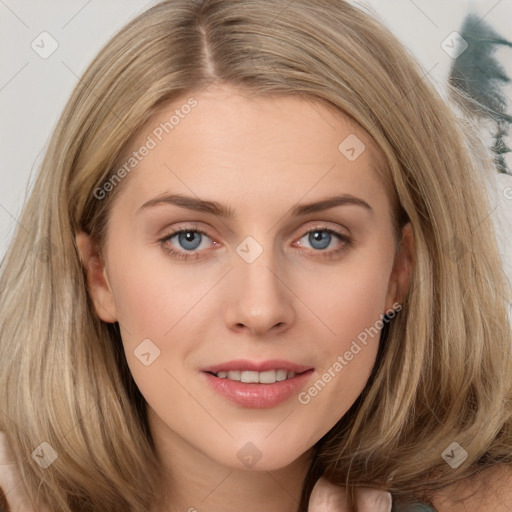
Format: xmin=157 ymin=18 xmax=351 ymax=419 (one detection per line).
xmin=223 ymin=245 xmax=296 ymax=337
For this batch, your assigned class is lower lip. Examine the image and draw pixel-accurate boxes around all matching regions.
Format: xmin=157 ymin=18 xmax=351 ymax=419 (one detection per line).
xmin=201 ymin=370 xmax=314 ymax=408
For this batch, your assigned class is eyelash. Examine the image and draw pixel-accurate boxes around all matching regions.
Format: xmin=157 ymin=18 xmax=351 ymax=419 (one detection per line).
xmin=158 ymin=223 xmax=353 ymax=261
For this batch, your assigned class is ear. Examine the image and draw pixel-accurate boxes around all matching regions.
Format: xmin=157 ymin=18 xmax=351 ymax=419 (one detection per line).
xmin=75 ymin=230 xmax=118 ymax=323
xmin=384 ymin=222 xmax=414 ymax=313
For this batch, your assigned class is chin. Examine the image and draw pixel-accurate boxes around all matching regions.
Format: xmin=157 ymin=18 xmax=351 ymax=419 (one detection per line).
xmin=216 ymin=439 xmax=314 ymax=472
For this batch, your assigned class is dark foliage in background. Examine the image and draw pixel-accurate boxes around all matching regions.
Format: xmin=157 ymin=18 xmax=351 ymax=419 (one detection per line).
xmin=449 ymin=13 xmax=512 ymax=174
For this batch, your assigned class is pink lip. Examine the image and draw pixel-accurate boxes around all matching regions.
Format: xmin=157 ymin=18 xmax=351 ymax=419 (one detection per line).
xmin=201 ymin=359 xmax=313 ymax=374
xmin=201 ymin=360 xmax=315 ymax=409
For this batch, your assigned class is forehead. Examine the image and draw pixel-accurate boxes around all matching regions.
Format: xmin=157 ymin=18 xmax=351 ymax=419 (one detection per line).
xmin=112 ymin=85 xmax=391 ymax=217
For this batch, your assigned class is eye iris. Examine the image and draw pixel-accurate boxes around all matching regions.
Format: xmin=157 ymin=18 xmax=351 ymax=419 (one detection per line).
xmin=179 ymin=231 xmax=201 ymax=250
xmin=309 ymin=230 xmax=331 ymax=250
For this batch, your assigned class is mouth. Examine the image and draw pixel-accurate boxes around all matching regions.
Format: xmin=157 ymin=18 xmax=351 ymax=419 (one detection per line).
xmin=200 ymin=360 xmax=315 ymax=408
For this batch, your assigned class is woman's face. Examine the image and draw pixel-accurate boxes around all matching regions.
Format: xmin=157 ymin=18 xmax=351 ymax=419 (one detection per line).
xmin=80 ymin=84 xmax=412 ymax=472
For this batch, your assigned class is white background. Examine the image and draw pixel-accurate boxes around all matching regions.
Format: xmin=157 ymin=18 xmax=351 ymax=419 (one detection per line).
xmin=1 ymin=0 xmax=511 ymax=282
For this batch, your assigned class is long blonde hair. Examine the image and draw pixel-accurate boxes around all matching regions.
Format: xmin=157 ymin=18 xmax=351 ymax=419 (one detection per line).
xmin=1 ymin=1 xmax=511 ymax=510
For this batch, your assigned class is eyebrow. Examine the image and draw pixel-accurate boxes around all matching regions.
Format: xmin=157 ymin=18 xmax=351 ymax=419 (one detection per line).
xmin=136 ymin=193 xmax=373 ymax=217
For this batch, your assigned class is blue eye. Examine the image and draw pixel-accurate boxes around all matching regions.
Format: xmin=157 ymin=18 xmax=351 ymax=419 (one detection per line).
xmin=159 ymin=227 xmax=213 ymax=261
xmin=294 ymin=228 xmax=352 ymax=259
xmin=158 ymin=225 xmax=352 ymax=261
xmin=303 ymin=230 xmax=333 ymax=250
xmin=174 ymin=231 xmax=203 ymax=251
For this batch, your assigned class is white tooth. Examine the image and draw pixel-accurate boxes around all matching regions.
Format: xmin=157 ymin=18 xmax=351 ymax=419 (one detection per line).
xmin=259 ymin=370 xmax=278 ymax=384
xmin=222 ymin=369 xmax=297 ymax=383
xmin=276 ymin=369 xmax=288 ymax=381
xmin=227 ymin=370 xmax=241 ymax=381
xmin=240 ymin=370 xmax=259 ymax=383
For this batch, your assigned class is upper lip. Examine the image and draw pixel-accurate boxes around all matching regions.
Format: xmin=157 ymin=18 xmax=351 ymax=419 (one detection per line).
xmin=201 ymin=359 xmax=313 ymax=374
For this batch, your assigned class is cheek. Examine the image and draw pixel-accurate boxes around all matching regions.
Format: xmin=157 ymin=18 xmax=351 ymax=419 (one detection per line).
xmin=111 ymin=273 xmax=170 ymax=339
xmin=291 ymin=245 xmax=393 ymax=434
xmin=297 ymin=242 xmax=393 ymax=352
xmin=106 ymin=240 xmax=191 ymax=338
xmin=105 ymin=242 xmax=217 ymax=383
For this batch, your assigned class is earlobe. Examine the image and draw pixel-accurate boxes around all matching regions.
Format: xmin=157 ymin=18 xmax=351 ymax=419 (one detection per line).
xmin=75 ymin=231 xmax=118 ymax=323
xmin=384 ymin=222 xmax=414 ymax=313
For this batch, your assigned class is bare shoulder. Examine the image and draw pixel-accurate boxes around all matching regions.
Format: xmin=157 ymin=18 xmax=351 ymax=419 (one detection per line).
xmin=431 ymin=464 xmax=512 ymax=512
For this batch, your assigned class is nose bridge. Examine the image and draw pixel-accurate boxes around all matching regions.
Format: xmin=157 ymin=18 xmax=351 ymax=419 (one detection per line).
xmin=235 ymin=233 xmax=284 ymax=300
xmin=225 ymin=232 xmax=295 ymax=334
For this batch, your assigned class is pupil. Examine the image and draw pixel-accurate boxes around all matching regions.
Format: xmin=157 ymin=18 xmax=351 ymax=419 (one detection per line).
xmin=310 ymin=230 xmax=330 ymax=249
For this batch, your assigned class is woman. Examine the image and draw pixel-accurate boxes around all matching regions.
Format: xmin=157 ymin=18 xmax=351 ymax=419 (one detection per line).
xmin=0 ymin=1 xmax=511 ymax=511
